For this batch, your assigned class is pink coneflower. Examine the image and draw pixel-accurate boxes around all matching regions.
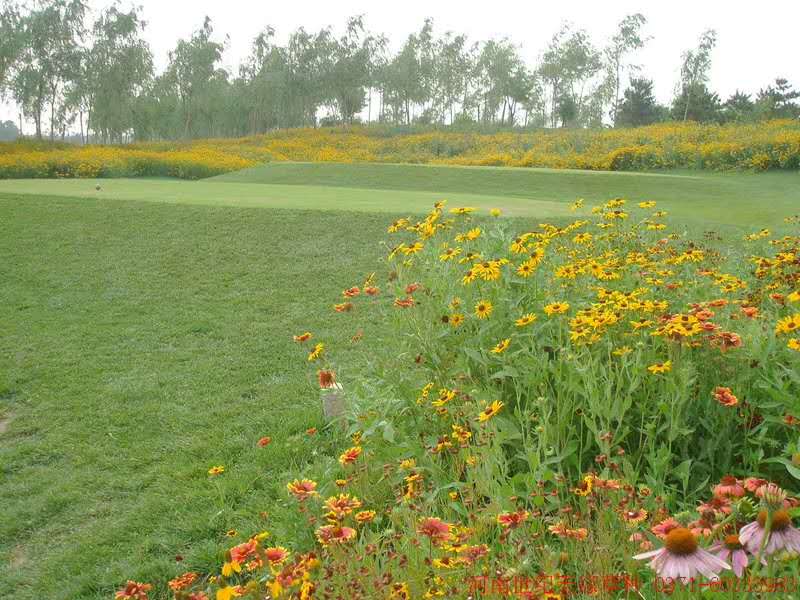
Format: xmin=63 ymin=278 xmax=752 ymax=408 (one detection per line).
xmin=713 ymin=476 xmax=745 ymax=499
xmin=633 ymin=527 xmax=730 ymax=579
xmin=709 ymin=535 xmax=750 ymax=577
xmin=739 ymin=509 xmax=800 ymax=556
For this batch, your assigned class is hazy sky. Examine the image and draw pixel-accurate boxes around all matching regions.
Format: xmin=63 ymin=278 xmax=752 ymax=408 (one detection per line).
xmin=2 ymin=0 xmax=799 ymax=125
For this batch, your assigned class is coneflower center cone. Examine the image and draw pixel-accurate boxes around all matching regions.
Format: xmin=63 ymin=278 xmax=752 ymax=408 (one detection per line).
xmin=664 ymin=527 xmax=698 ymax=555
xmin=724 ymin=534 xmax=743 ymax=550
xmin=758 ymin=509 xmax=791 ymax=531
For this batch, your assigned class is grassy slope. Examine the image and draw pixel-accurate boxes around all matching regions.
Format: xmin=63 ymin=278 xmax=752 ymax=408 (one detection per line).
xmin=0 ymin=195 xmax=393 ymax=599
xmin=212 ymin=162 xmax=800 ymax=225
xmin=0 ymin=161 xmax=797 ymax=225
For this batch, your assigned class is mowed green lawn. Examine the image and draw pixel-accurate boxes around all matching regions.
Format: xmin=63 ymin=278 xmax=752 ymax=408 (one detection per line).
xmin=0 ymin=162 xmax=797 ymax=225
xmin=0 ymin=197 xmax=393 ymax=599
xmin=0 ymin=162 xmax=798 ymax=599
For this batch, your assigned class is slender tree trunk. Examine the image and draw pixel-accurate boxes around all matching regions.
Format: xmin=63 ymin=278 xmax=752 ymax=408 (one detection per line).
xmin=49 ymin=84 xmax=58 ymax=142
xmin=613 ymin=61 xmax=621 ymax=125
xmin=683 ymin=85 xmax=692 ymax=121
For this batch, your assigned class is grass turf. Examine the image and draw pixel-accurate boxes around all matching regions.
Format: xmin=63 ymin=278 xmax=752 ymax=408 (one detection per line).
xmin=0 ymin=194 xmax=393 ymax=599
xmin=1 ymin=162 xmax=799 ymax=598
xmin=0 ymin=161 xmax=797 ymax=226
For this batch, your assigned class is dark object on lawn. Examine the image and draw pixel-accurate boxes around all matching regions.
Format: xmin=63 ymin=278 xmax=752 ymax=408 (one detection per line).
xmin=95 ymin=184 xmax=101 ymax=191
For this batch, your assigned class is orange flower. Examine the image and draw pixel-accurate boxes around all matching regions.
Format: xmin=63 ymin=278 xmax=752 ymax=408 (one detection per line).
xmin=324 ymin=494 xmax=362 ymax=519
xmin=364 ymin=286 xmax=380 ymax=296
xmin=710 ymin=331 xmax=742 ymax=351
xmin=497 ymin=509 xmax=529 ymax=529
xmin=316 ymin=524 xmax=356 ymax=546
xmin=356 ymin=510 xmax=377 ymax=523
xmin=713 ymin=386 xmax=739 ymax=407
xmin=287 ymin=479 xmax=318 ymax=501
xmin=621 ymin=508 xmax=649 ymax=526
xmin=394 ymin=296 xmax=415 ymax=308
xmin=784 ymin=415 xmax=800 ymax=427
xmin=168 ymin=572 xmax=197 ymax=592
xmin=405 ymin=282 xmax=421 ymax=294
xmin=257 ymin=436 xmax=272 ymax=447
xmin=318 ymin=370 xmax=336 ymax=389
xmin=573 ymin=475 xmax=594 ymax=496
xmin=334 ymin=302 xmax=354 ymax=312
xmin=230 ymin=539 xmax=258 ymax=563
xmin=264 ymin=546 xmax=290 ymax=565
xmin=338 ymin=446 xmax=362 ymax=466
xmin=713 ymin=475 xmax=745 ymax=499
xmin=115 ymin=582 xmax=152 ymax=600
xmin=343 ymin=286 xmax=360 ymax=297
xmin=293 ymin=332 xmax=312 ymax=343
xmin=548 ymin=523 xmax=588 ymax=540
xmin=651 ymin=517 xmax=681 ymax=539
xmin=418 ymin=517 xmax=452 ymax=544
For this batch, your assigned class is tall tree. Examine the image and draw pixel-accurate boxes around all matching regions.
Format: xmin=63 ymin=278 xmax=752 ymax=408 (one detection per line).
xmin=326 ymin=16 xmax=377 ymax=124
xmin=11 ymin=0 xmax=87 ymax=139
xmin=539 ymin=24 xmax=601 ymax=127
xmin=166 ymin=17 xmax=227 ymax=138
xmin=722 ymin=90 xmax=754 ymax=123
xmin=602 ymin=13 xmax=648 ymax=125
xmin=83 ymin=4 xmax=152 ymax=143
xmin=677 ymin=29 xmax=717 ymax=122
xmin=0 ymin=1 xmax=21 ymax=92
xmin=616 ymin=77 xmax=663 ymax=127
xmin=671 ymin=82 xmax=721 ymax=122
xmin=755 ymin=78 xmax=800 ymax=120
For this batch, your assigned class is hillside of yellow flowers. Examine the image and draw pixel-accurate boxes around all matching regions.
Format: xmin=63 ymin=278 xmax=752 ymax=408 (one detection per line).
xmin=2 ymin=120 xmax=799 ymax=180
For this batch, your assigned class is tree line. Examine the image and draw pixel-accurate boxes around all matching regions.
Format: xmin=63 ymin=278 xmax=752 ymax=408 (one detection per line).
xmin=0 ymin=0 xmax=798 ymax=143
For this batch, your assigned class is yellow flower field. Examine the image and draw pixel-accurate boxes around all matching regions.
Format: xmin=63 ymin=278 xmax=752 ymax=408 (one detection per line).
xmin=2 ymin=119 xmax=799 ymax=180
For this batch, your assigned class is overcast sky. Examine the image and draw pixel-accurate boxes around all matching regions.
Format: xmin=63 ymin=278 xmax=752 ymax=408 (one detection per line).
xmin=2 ymin=0 xmax=799 ymax=125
